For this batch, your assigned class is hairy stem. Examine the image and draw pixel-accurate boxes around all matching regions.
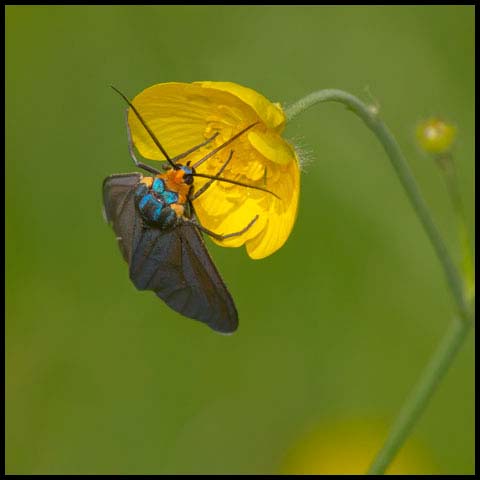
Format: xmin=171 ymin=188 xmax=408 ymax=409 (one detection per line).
xmin=286 ymin=89 xmax=468 ymax=322
xmin=285 ymin=89 xmax=473 ymax=474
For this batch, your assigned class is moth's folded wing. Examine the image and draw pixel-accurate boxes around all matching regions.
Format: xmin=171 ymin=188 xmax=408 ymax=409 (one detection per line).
xmin=103 ymin=173 xmax=143 ymax=263
xmin=130 ymin=226 xmax=238 ymax=334
xmin=177 ymin=226 xmax=238 ymax=333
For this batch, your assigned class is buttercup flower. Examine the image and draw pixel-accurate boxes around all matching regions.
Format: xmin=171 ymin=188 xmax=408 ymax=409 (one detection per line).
xmin=128 ymin=81 xmax=300 ymax=259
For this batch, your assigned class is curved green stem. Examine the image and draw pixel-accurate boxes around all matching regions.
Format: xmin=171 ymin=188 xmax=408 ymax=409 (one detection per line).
xmin=367 ymin=317 xmax=471 ymax=474
xmin=286 ymin=89 xmax=469 ymax=322
xmin=286 ymin=89 xmax=473 ymax=474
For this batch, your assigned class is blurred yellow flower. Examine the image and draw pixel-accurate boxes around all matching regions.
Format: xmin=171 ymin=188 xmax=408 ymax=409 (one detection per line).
xmin=128 ymin=81 xmax=300 ymax=259
xmin=416 ymin=117 xmax=457 ymax=154
xmin=280 ymin=419 xmax=437 ymax=475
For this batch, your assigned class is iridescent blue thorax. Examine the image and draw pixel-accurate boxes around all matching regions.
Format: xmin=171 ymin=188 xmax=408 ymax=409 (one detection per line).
xmin=134 ymin=174 xmax=188 ymax=230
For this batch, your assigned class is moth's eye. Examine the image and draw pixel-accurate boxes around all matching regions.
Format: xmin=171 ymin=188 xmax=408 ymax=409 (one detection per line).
xmin=184 ymin=174 xmax=194 ymax=185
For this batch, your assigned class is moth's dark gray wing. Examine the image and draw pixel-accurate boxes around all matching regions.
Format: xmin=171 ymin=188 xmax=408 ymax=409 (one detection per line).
xmin=103 ymin=173 xmax=143 ymax=263
xmin=104 ymin=174 xmax=238 ymax=333
xmin=130 ymin=225 xmax=238 ymax=334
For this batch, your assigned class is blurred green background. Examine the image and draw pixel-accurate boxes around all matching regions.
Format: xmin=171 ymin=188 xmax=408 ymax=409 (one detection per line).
xmin=6 ymin=5 xmax=474 ymax=475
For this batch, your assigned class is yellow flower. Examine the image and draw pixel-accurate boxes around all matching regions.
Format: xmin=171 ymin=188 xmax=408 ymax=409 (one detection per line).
xmin=128 ymin=81 xmax=300 ymax=259
xmin=416 ymin=117 xmax=457 ymax=154
xmin=280 ymin=419 xmax=438 ymax=475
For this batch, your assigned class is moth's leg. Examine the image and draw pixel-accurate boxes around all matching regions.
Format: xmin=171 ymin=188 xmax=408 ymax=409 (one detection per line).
xmin=186 ymin=198 xmax=196 ymax=220
xmin=181 ymin=215 xmax=259 ymax=241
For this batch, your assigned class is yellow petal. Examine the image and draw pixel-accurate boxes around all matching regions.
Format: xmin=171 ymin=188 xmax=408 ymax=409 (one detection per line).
xmin=248 ymin=130 xmax=295 ymax=165
xmin=193 ymin=152 xmax=300 ymax=259
xmin=129 ymin=82 xmax=257 ymax=161
xmin=194 ymin=81 xmax=286 ymax=131
xmin=245 ymin=158 xmax=300 ymax=259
